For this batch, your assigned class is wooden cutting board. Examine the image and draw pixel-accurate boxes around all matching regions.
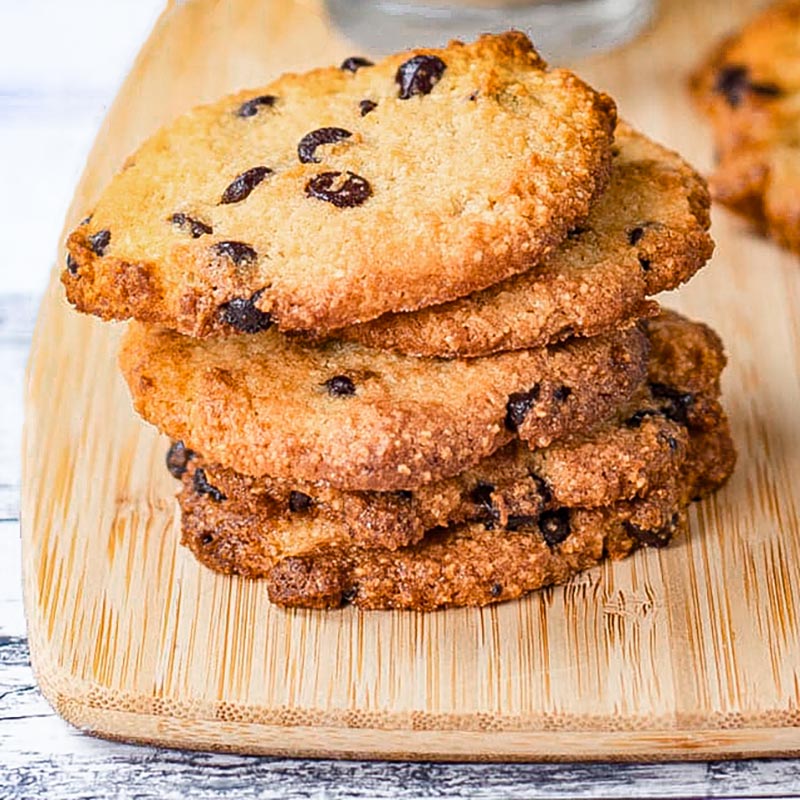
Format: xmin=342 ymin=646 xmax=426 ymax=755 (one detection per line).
xmin=21 ymin=0 xmax=800 ymax=761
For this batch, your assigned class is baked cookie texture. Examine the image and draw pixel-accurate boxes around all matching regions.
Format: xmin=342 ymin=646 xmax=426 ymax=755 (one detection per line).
xmin=175 ymin=407 xmax=689 ymax=556
xmin=691 ymin=1 xmax=800 ymax=253
xmin=62 ymin=32 xmax=616 ymax=336
xmin=119 ymin=323 xmax=648 ymax=491
xmin=57 ymin=29 xmax=735 ymax=612
xmin=176 ymin=311 xmax=737 ymax=609
xmin=335 ymin=123 xmax=713 ymax=357
xmin=185 ymin=410 xmax=734 ymax=611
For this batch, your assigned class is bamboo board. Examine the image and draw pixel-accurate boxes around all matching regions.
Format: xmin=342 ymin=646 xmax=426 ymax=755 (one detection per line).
xmin=20 ymin=0 xmax=800 ymax=761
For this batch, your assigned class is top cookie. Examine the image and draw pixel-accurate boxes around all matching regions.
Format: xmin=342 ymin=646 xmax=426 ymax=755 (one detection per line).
xmin=62 ymin=32 xmax=616 ymax=336
xmin=691 ymin=1 xmax=800 ymax=252
xmin=335 ymin=123 xmax=712 ymax=357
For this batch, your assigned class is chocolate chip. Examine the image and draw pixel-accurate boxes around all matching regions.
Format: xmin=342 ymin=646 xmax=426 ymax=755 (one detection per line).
xmin=468 ymin=91 xmax=479 ymax=101
xmin=638 ymin=256 xmax=651 ymax=272
xmin=471 ymin=481 xmax=497 ymax=522
xmin=80 ymin=215 xmax=92 ymax=226
xmin=490 ymin=583 xmax=503 ymax=598
xmin=170 ymin=212 xmax=213 ymax=238
xmin=505 ymin=384 xmax=540 ymax=431
xmin=628 ymin=226 xmax=645 ymax=245
xmin=624 ymin=513 xmax=678 ymax=549
xmin=714 ymin=65 xmax=781 ymax=108
xmin=324 ymin=375 xmax=356 ymax=396
xmin=88 ymin=229 xmax=111 ymax=256
xmin=506 ymin=515 xmax=538 ymax=532
xmin=200 ymin=532 xmax=215 ymax=545
xmin=553 ymin=385 xmax=572 ymax=402
xmin=539 ymin=508 xmax=571 ymax=546
xmin=714 ymin=66 xmax=749 ymax=107
xmin=625 ymin=409 xmax=660 ymax=428
xmin=66 ymin=253 xmax=79 ymax=274
xmin=288 ymin=490 xmax=314 ymax=512
xmin=297 ymin=127 xmax=352 ymax=164
xmin=359 ymin=99 xmax=377 ymax=116
xmin=193 ymin=468 xmax=226 ymax=502
xmin=220 ymin=291 xmax=272 ymax=333
xmin=750 ymin=81 xmax=783 ymax=98
xmin=341 ymin=586 xmax=359 ymax=604
xmin=236 ymin=94 xmax=277 ymax=117
xmin=212 ymin=241 xmax=258 ymax=266
xmin=305 ymin=171 xmax=372 ymax=208
xmin=166 ymin=440 xmax=195 ymax=479
xmin=340 ymin=56 xmax=373 ymax=72
xmin=650 ymin=382 xmax=694 ymax=425
xmin=528 ymin=472 xmax=553 ymax=506
xmin=220 ymin=166 xmax=272 ymax=204
xmin=667 ymin=435 xmax=679 ymax=451
xmin=396 ymin=54 xmax=446 ymax=99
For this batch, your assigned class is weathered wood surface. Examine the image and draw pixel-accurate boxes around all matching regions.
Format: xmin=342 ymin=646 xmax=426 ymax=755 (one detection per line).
xmin=2 ymin=294 xmax=800 ymax=792
xmin=14 ymin=0 xmax=800 ymax=774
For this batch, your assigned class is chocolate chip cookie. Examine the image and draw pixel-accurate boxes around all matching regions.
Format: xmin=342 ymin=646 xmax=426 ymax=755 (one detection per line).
xmin=335 ymin=123 xmax=713 ymax=357
xmin=176 ymin=311 xmax=736 ymax=608
xmin=691 ymin=1 xmax=800 ymax=253
xmin=63 ymin=32 xmax=617 ymax=336
xmin=174 ymin=301 xmax=728 ymax=555
xmin=185 ymin=389 xmax=735 ymax=609
xmin=120 ymin=323 xmax=647 ymax=491
xmin=188 ymin=491 xmax=688 ymax=609
xmin=200 ymin=404 xmax=734 ymax=610
xmin=175 ymin=409 xmax=689 ymax=557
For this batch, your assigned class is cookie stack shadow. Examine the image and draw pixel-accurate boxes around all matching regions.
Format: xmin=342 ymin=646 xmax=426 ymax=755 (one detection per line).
xmin=63 ymin=33 xmax=735 ymax=611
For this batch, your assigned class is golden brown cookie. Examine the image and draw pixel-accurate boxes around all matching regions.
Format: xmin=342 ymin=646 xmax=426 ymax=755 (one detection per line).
xmin=691 ymin=1 xmax=800 ymax=253
xmin=174 ymin=409 xmax=689 ymax=557
xmin=334 ymin=123 xmax=713 ymax=357
xmin=191 ymin=495 xmax=685 ymax=610
xmin=176 ymin=311 xmax=736 ymax=609
xmin=263 ymin=498 xmax=689 ymax=611
xmin=201 ymin=408 xmax=734 ymax=610
xmin=120 ymin=323 xmax=647 ymax=491
xmin=63 ymin=32 xmax=617 ymax=336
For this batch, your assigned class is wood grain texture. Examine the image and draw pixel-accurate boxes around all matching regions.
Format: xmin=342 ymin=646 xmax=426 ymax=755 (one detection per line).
xmin=20 ymin=0 xmax=800 ymax=761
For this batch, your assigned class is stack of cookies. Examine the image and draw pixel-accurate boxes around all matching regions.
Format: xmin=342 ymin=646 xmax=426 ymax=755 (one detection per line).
xmin=62 ymin=33 xmax=735 ymax=610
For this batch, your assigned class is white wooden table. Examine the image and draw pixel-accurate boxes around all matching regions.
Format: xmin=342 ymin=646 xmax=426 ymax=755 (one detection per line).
xmin=3 ymin=1 xmax=800 ymax=796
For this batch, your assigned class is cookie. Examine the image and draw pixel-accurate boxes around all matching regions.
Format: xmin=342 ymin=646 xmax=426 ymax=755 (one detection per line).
xmin=263 ymin=496 xmax=689 ymax=611
xmin=176 ymin=409 xmax=690 ymax=557
xmin=188 ymin=486 xmax=689 ymax=608
xmin=690 ymin=1 xmax=800 ymax=253
xmin=203 ymin=407 xmax=734 ymax=610
xmin=177 ymin=311 xmax=735 ymax=603
xmin=62 ymin=32 xmax=617 ymax=336
xmin=173 ymin=336 xmax=721 ymax=558
xmin=120 ymin=323 xmax=647 ymax=491
xmin=334 ymin=123 xmax=713 ymax=357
